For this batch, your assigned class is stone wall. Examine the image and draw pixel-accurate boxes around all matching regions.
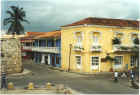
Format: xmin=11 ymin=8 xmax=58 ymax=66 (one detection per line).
xmin=1 ymin=38 xmax=23 ymax=74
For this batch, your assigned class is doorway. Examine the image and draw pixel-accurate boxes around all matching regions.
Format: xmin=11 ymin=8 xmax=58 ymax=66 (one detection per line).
xmin=91 ymin=56 xmax=99 ymax=71
xmin=51 ymin=55 xmax=55 ymax=66
xmin=45 ymin=55 xmax=48 ymax=65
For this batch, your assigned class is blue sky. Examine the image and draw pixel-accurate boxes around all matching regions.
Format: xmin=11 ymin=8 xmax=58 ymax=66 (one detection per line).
xmin=2 ymin=0 xmax=140 ymax=33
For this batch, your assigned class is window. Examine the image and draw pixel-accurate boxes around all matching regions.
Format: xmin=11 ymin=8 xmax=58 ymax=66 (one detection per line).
xmin=131 ymin=33 xmax=138 ymax=45
xmin=113 ymin=32 xmax=123 ymax=44
xmin=75 ymin=32 xmax=82 ymax=43
xmin=131 ymin=33 xmax=138 ymax=39
xmin=114 ymin=56 xmax=123 ymax=65
xmin=115 ymin=32 xmax=123 ymax=39
xmin=76 ymin=56 xmax=81 ymax=65
xmin=91 ymin=32 xmax=100 ymax=44
xmin=131 ymin=56 xmax=138 ymax=67
xmin=91 ymin=57 xmax=99 ymax=66
xmin=93 ymin=36 xmax=98 ymax=44
xmin=77 ymin=36 xmax=82 ymax=43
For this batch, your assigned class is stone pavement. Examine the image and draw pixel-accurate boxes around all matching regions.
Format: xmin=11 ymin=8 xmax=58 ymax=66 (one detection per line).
xmin=5 ymin=60 xmax=139 ymax=94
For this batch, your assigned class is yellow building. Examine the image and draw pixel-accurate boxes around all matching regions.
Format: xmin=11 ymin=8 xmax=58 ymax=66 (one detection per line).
xmin=61 ymin=17 xmax=139 ymax=73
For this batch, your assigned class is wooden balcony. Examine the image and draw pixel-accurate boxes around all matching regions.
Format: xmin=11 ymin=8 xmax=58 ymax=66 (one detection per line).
xmin=22 ymin=46 xmax=60 ymax=54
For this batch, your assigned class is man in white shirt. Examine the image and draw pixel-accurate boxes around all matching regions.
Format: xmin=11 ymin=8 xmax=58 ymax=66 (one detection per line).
xmin=114 ymin=71 xmax=118 ymax=82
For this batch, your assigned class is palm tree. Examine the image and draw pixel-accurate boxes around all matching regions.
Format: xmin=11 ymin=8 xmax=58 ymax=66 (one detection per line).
xmin=3 ymin=6 xmax=29 ymax=35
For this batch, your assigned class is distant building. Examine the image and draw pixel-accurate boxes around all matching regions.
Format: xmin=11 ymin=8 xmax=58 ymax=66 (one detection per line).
xmin=61 ymin=17 xmax=139 ymax=72
xmin=21 ymin=17 xmax=139 ymax=73
xmin=21 ymin=30 xmax=61 ymax=67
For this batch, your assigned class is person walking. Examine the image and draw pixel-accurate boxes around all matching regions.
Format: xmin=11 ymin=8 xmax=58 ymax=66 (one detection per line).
xmin=130 ymin=69 xmax=135 ymax=82
xmin=114 ymin=71 xmax=119 ymax=82
xmin=1 ymin=72 xmax=7 ymax=89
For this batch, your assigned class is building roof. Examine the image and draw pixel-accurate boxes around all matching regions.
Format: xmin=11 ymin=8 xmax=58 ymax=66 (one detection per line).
xmin=61 ymin=17 xmax=139 ymax=28
xmin=35 ymin=30 xmax=61 ymax=39
xmin=21 ymin=30 xmax=61 ymax=41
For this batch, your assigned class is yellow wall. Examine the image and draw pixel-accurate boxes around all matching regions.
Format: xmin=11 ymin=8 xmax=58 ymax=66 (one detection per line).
xmin=61 ymin=25 xmax=139 ymax=73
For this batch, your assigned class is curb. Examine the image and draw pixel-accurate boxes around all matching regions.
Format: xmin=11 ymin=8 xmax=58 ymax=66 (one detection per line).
xmin=47 ymin=66 xmax=113 ymax=75
xmin=0 ymin=83 xmax=80 ymax=94
xmin=8 ymin=69 xmax=32 ymax=77
xmin=47 ymin=66 xmax=64 ymax=72
xmin=67 ymin=71 xmax=113 ymax=76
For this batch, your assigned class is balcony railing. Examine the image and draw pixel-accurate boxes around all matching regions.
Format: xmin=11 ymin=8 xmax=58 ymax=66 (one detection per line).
xmin=91 ymin=44 xmax=102 ymax=52
xmin=130 ymin=44 xmax=139 ymax=52
xmin=113 ymin=45 xmax=131 ymax=52
xmin=22 ymin=46 xmax=60 ymax=53
xmin=131 ymin=44 xmax=139 ymax=48
xmin=73 ymin=42 xmax=84 ymax=51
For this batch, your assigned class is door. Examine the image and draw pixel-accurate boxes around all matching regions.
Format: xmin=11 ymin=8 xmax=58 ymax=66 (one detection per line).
xmin=91 ymin=56 xmax=99 ymax=71
xmin=114 ymin=56 xmax=123 ymax=70
xmin=45 ymin=55 xmax=48 ymax=65
xmin=55 ymin=56 xmax=60 ymax=67
xmin=75 ymin=56 xmax=81 ymax=69
xmin=51 ymin=55 xmax=55 ymax=66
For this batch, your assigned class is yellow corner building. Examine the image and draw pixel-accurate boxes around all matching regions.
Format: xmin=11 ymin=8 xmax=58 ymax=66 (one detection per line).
xmin=60 ymin=17 xmax=139 ymax=73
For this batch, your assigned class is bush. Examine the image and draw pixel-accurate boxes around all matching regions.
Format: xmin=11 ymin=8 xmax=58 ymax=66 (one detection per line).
xmin=112 ymin=37 xmax=121 ymax=45
xmin=133 ymin=37 xmax=139 ymax=45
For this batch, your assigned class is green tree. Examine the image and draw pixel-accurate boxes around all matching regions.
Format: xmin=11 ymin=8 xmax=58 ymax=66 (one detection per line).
xmin=3 ymin=6 xmax=29 ymax=35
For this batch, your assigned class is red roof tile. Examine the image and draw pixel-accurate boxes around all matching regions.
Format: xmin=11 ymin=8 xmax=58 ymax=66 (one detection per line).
xmin=21 ymin=30 xmax=61 ymax=40
xmin=61 ymin=17 xmax=139 ymax=28
xmin=35 ymin=30 xmax=61 ymax=39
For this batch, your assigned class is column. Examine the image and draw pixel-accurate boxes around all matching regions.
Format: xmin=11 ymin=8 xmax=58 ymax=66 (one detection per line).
xmin=48 ymin=54 xmax=50 ymax=65
xmin=54 ymin=54 xmax=56 ymax=67
xmin=38 ymin=40 xmax=39 ymax=47
xmin=46 ymin=40 xmax=48 ymax=47
xmin=41 ymin=54 xmax=45 ymax=64
xmin=33 ymin=52 xmax=36 ymax=63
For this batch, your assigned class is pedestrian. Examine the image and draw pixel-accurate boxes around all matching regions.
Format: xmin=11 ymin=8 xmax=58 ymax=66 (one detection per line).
xmin=1 ymin=72 xmax=7 ymax=89
xmin=130 ymin=69 xmax=134 ymax=82
xmin=114 ymin=71 xmax=118 ymax=82
xmin=121 ymin=72 xmax=127 ymax=78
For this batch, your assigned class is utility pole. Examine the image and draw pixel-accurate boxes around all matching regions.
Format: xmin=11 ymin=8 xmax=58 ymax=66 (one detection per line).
xmin=68 ymin=44 xmax=72 ymax=72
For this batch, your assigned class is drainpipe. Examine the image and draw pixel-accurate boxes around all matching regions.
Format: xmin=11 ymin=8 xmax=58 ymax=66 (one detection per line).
xmin=68 ymin=44 xmax=72 ymax=72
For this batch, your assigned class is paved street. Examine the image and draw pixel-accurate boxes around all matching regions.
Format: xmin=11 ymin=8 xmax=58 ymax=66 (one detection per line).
xmin=7 ymin=60 xmax=139 ymax=94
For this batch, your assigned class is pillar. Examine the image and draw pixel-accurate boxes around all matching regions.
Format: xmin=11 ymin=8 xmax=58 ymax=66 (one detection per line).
xmin=54 ymin=54 xmax=56 ymax=67
xmin=48 ymin=54 xmax=50 ymax=65
xmin=41 ymin=54 xmax=45 ymax=64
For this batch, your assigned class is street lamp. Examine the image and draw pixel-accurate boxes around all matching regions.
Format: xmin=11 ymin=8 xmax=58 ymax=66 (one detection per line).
xmin=1 ymin=53 xmax=7 ymax=89
xmin=68 ymin=44 xmax=72 ymax=72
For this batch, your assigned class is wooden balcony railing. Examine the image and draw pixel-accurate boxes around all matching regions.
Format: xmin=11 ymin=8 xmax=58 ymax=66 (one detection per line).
xmin=22 ymin=46 xmax=60 ymax=53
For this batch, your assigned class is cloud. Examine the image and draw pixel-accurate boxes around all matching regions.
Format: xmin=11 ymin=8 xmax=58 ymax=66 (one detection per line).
xmin=2 ymin=0 xmax=140 ymax=32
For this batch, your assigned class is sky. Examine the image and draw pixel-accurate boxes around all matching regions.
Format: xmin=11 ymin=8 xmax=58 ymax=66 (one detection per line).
xmin=1 ymin=0 xmax=140 ymax=33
